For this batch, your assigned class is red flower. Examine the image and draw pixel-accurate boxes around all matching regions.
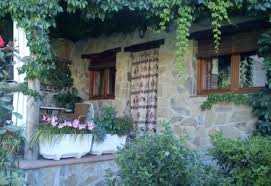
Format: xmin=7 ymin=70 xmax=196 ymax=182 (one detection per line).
xmin=0 ymin=36 xmax=5 ymax=48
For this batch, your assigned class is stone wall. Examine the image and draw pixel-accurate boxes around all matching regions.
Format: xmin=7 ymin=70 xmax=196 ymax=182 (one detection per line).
xmin=67 ymin=29 xmax=256 ymax=149
xmin=23 ymin=159 xmax=117 ymax=186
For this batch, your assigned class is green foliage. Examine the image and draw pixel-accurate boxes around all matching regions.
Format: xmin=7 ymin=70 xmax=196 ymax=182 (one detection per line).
xmin=210 ymin=133 xmax=271 ymax=186
xmin=201 ymin=93 xmax=249 ymax=110
xmin=176 ymin=6 xmax=193 ymax=77
xmin=31 ymin=115 xmax=106 ymax=144
xmin=53 ymin=88 xmax=82 ymax=110
xmin=0 ymin=125 xmax=23 ymax=166
xmin=0 ymin=0 xmax=270 ymax=81
xmin=18 ymin=82 xmax=41 ymax=98
xmin=94 ymin=107 xmax=134 ymax=136
xmin=31 ymin=123 xmax=93 ymax=144
xmin=245 ymin=0 xmax=271 ymax=15
xmin=0 ymin=49 xmax=12 ymax=82
xmin=258 ymin=30 xmax=271 ymax=88
xmin=206 ymin=0 xmax=232 ymax=52
xmin=109 ymin=124 xmax=222 ymax=186
xmin=0 ymin=46 xmax=13 ymax=125
xmin=248 ymin=88 xmax=271 ymax=136
xmin=40 ymin=61 xmax=73 ymax=90
xmin=0 ymin=123 xmax=24 ymax=186
xmin=240 ymin=56 xmax=253 ymax=87
xmin=246 ymin=30 xmax=271 ymax=136
xmin=114 ymin=116 xmax=134 ymax=136
xmin=0 ymin=0 xmax=85 ymax=81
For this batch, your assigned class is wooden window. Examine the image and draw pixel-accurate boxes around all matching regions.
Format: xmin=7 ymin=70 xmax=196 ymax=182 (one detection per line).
xmin=89 ymin=68 xmax=116 ymax=99
xmin=197 ymin=52 xmax=267 ymax=95
xmin=82 ymin=48 xmax=120 ymax=100
xmin=197 ymin=31 xmax=268 ymax=95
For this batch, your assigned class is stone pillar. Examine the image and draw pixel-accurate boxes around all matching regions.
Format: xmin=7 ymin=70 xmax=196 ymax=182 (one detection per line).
xmin=24 ymin=78 xmax=40 ymax=160
xmin=12 ymin=22 xmax=29 ymax=127
xmin=13 ymin=22 xmax=40 ymax=160
xmin=114 ymin=52 xmax=131 ymax=115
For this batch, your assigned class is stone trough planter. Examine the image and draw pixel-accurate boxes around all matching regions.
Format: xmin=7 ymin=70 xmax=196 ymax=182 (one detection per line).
xmin=39 ymin=134 xmax=93 ymax=160
xmin=91 ymin=134 xmax=127 ymax=155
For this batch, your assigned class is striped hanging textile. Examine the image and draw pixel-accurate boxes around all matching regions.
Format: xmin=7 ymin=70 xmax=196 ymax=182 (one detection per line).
xmin=130 ymin=48 xmax=159 ymax=132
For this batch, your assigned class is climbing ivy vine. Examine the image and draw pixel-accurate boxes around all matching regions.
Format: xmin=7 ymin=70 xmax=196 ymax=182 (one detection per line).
xmin=206 ymin=0 xmax=233 ymax=52
xmin=0 ymin=0 xmax=248 ymax=80
xmin=200 ymin=93 xmax=249 ymax=111
xmin=176 ymin=6 xmax=193 ymax=76
xmin=0 ymin=0 xmax=270 ymax=134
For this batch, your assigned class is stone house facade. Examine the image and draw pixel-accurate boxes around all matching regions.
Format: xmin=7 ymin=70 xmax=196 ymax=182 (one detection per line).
xmin=49 ymin=22 xmax=266 ymax=149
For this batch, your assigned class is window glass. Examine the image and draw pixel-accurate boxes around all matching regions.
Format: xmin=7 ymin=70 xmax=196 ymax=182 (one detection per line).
xmin=204 ymin=55 xmax=231 ymax=90
xmin=93 ymin=70 xmax=104 ymax=96
xmin=240 ymin=53 xmax=266 ymax=88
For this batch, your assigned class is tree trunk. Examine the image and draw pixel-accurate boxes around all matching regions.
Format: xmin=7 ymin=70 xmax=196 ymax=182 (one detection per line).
xmin=24 ymin=78 xmax=40 ymax=160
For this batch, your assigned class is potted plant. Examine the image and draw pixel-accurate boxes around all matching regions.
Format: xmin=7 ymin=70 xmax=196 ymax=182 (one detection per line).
xmin=53 ymin=88 xmax=83 ymax=112
xmin=31 ymin=115 xmax=96 ymax=160
xmin=91 ymin=107 xmax=134 ymax=155
xmin=0 ymin=121 xmax=24 ymax=185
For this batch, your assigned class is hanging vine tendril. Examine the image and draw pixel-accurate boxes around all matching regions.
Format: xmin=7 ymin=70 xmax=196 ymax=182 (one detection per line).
xmin=206 ymin=0 xmax=232 ymax=52
xmin=176 ymin=6 xmax=193 ymax=77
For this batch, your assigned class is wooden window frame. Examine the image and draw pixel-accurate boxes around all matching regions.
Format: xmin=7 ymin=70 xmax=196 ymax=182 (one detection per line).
xmin=197 ymin=52 xmax=265 ymax=95
xmin=83 ymin=48 xmax=120 ymax=100
xmin=89 ymin=68 xmax=116 ymax=100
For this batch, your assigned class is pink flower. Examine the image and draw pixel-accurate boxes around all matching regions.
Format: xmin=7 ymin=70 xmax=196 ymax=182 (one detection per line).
xmin=0 ymin=36 xmax=5 ymax=48
xmin=79 ymin=124 xmax=86 ymax=130
xmin=58 ymin=124 xmax=64 ymax=129
xmin=51 ymin=121 xmax=58 ymax=127
xmin=46 ymin=117 xmax=52 ymax=123
xmin=63 ymin=121 xmax=72 ymax=127
xmin=72 ymin=119 xmax=80 ymax=128
xmin=42 ymin=115 xmax=48 ymax=122
xmin=51 ymin=116 xmax=58 ymax=122
xmin=87 ymin=121 xmax=95 ymax=130
xmin=49 ymin=116 xmax=58 ymax=127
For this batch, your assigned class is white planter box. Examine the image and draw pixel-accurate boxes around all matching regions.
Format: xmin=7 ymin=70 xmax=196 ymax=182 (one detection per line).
xmin=91 ymin=134 xmax=127 ymax=155
xmin=39 ymin=134 xmax=93 ymax=160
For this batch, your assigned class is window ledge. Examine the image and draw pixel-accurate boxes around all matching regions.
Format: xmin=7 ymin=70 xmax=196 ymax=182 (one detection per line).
xmin=19 ymin=154 xmax=116 ymax=170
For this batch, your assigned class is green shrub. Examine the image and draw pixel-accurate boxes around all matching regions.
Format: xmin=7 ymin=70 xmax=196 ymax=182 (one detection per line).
xmin=210 ymin=133 xmax=271 ymax=186
xmin=94 ymin=107 xmax=133 ymax=136
xmin=0 ymin=124 xmax=24 ymax=186
xmin=248 ymin=88 xmax=271 ymax=136
xmin=53 ymin=87 xmax=82 ymax=110
xmin=111 ymin=124 xmax=216 ymax=186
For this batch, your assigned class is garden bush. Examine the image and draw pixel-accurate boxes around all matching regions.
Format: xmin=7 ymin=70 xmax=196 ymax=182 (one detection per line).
xmin=210 ymin=133 xmax=271 ymax=186
xmin=53 ymin=87 xmax=82 ymax=111
xmin=109 ymin=124 xmax=222 ymax=186
xmin=94 ymin=107 xmax=134 ymax=136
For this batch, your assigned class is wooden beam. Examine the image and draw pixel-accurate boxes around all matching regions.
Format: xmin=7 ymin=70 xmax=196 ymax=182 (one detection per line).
xmin=190 ymin=20 xmax=271 ymax=40
xmin=82 ymin=47 xmax=121 ymax=59
xmin=124 ymin=39 xmax=165 ymax=52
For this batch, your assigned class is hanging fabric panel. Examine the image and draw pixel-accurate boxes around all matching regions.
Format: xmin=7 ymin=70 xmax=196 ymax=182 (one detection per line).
xmin=130 ymin=48 xmax=159 ymax=132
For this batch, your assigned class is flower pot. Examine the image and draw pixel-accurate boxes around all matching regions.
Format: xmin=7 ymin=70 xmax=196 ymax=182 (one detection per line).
xmin=91 ymin=134 xmax=127 ymax=155
xmin=39 ymin=134 xmax=93 ymax=160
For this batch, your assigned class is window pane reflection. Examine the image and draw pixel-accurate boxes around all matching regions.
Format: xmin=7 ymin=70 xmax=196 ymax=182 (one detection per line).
xmin=204 ymin=55 xmax=231 ymax=90
xmin=240 ymin=53 xmax=266 ymax=88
